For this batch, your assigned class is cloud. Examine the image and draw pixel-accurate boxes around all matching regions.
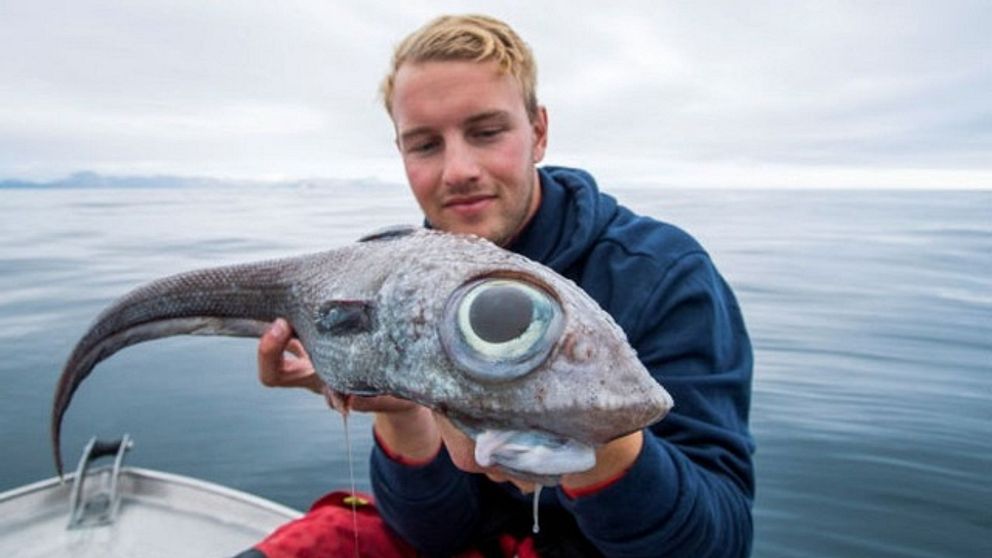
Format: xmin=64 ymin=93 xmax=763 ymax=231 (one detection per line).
xmin=0 ymin=0 xmax=989 ymax=187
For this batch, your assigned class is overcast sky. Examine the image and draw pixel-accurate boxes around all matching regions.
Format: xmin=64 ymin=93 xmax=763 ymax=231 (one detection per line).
xmin=1 ymin=0 xmax=989 ymax=188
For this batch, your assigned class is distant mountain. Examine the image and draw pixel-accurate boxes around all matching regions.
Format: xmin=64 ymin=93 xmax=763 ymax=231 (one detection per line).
xmin=0 ymin=171 xmax=393 ymax=190
xmin=0 ymin=171 xmax=227 ymax=189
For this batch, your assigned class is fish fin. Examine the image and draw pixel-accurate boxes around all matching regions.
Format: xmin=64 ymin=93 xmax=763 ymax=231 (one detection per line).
xmin=358 ymin=225 xmax=418 ymax=242
xmin=315 ymin=300 xmax=374 ymax=335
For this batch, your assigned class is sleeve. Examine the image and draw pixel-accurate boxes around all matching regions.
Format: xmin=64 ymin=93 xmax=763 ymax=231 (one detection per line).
xmin=370 ymin=435 xmax=487 ymax=557
xmin=558 ymin=251 xmax=755 ymax=557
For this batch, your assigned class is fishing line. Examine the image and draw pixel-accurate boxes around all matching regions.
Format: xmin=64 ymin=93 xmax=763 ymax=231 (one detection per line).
xmin=341 ymin=410 xmax=361 ymax=558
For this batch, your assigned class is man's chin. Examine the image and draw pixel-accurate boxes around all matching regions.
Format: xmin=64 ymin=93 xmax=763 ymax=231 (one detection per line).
xmin=435 ymin=219 xmax=496 ymax=242
xmin=429 ymin=213 xmax=520 ymax=246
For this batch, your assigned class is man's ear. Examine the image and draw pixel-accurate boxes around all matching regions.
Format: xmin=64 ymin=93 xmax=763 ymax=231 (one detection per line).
xmin=531 ymin=106 xmax=549 ymax=163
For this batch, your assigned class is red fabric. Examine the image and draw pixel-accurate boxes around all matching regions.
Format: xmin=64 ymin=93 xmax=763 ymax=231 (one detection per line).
xmin=255 ymin=491 xmax=416 ymax=558
xmin=254 ymin=491 xmax=540 ymax=558
xmin=560 ymin=467 xmax=631 ymax=500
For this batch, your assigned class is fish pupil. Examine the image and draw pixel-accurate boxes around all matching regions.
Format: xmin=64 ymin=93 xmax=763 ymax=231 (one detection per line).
xmin=469 ymin=286 xmax=533 ymax=343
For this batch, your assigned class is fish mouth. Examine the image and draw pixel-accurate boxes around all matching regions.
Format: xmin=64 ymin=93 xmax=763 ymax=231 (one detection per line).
xmin=452 ymin=420 xmax=597 ymax=485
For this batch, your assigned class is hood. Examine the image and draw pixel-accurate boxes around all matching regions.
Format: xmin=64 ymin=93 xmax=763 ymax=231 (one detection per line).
xmin=421 ymin=166 xmax=618 ymax=277
xmin=510 ymin=166 xmax=618 ymax=275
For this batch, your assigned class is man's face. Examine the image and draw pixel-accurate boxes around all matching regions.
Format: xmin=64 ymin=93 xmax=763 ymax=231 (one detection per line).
xmin=389 ymin=60 xmax=548 ymax=246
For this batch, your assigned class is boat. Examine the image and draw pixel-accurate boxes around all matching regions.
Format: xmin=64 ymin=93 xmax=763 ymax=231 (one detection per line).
xmin=0 ymin=434 xmax=302 ymax=557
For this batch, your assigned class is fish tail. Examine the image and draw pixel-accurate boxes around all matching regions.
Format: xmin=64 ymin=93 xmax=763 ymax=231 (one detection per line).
xmin=51 ymin=257 xmax=301 ymax=476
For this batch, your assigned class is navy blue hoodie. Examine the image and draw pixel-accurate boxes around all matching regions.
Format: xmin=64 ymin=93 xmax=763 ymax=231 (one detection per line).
xmin=371 ymin=167 xmax=755 ymax=557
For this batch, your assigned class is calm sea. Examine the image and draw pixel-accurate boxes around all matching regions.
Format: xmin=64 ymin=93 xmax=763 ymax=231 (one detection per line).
xmin=0 ymin=183 xmax=989 ymax=557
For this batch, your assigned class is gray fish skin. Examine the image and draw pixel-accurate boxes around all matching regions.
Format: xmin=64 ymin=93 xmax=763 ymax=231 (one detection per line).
xmin=52 ymin=228 xmax=673 ymax=476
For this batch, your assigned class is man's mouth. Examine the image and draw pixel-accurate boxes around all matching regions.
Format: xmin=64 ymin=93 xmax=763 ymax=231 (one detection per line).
xmin=443 ymin=195 xmax=496 ymax=216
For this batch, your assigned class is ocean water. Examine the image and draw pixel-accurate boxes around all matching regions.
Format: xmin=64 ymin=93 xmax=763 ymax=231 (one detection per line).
xmin=0 ymin=183 xmax=989 ymax=557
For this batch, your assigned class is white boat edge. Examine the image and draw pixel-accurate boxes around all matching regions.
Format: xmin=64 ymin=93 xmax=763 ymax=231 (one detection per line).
xmin=0 ymin=465 xmax=303 ymax=557
xmin=1 ymin=466 xmax=303 ymax=518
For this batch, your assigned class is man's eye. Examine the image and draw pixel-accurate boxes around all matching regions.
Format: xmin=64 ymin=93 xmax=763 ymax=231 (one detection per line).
xmin=473 ymin=128 xmax=503 ymax=140
xmin=408 ymin=140 xmax=439 ymax=154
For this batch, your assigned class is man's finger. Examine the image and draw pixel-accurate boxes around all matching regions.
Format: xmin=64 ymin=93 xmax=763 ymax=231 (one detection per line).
xmin=285 ymin=337 xmax=308 ymax=358
xmin=258 ymin=319 xmax=290 ymax=385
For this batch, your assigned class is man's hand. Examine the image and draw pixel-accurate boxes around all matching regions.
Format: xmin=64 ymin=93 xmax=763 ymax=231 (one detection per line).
xmin=257 ymin=318 xmax=324 ymax=394
xmin=327 ymin=392 xmax=441 ymax=464
xmin=560 ymin=430 xmax=643 ymax=491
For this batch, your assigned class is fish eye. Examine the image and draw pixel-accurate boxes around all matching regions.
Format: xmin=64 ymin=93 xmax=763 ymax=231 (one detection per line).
xmin=466 ymin=283 xmax=533 ymax=344
xmin=441 ymin=278 xmax=563 ymax=382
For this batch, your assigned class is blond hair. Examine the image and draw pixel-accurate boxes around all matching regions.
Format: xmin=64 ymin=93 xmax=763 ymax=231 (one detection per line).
xmin=381 ymin=14 xmax=539 ymax=121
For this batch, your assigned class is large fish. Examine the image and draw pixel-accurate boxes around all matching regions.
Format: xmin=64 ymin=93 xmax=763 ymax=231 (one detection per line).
xmin=53 ymin=226 xmax=673 ymax=483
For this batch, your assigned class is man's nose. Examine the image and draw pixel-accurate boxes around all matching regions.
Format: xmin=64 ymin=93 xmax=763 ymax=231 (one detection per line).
xmin=442 ymin=140 xmax=481 ymax=186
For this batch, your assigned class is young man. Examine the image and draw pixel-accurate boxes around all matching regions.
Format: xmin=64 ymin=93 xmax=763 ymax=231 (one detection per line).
xmin=252 ymin=14 xmax=754 ymax=558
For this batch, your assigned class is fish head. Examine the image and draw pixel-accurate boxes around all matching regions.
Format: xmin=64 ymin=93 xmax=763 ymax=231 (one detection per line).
xmin=368 ymin=232 xmax=673 ymax=479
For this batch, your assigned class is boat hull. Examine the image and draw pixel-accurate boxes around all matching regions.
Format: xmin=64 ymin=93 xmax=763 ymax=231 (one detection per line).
xmin=0 ymin=466 xmax=301 ymax=557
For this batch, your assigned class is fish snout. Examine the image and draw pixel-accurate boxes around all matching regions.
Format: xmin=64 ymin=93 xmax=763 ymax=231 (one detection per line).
xmin=545 ymin=332 xmax=673 ymax=442
xmin=581 ymin=378 xmax=673 ymax=444
xmin=535 ymin=359 xmax=673 ymax=445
